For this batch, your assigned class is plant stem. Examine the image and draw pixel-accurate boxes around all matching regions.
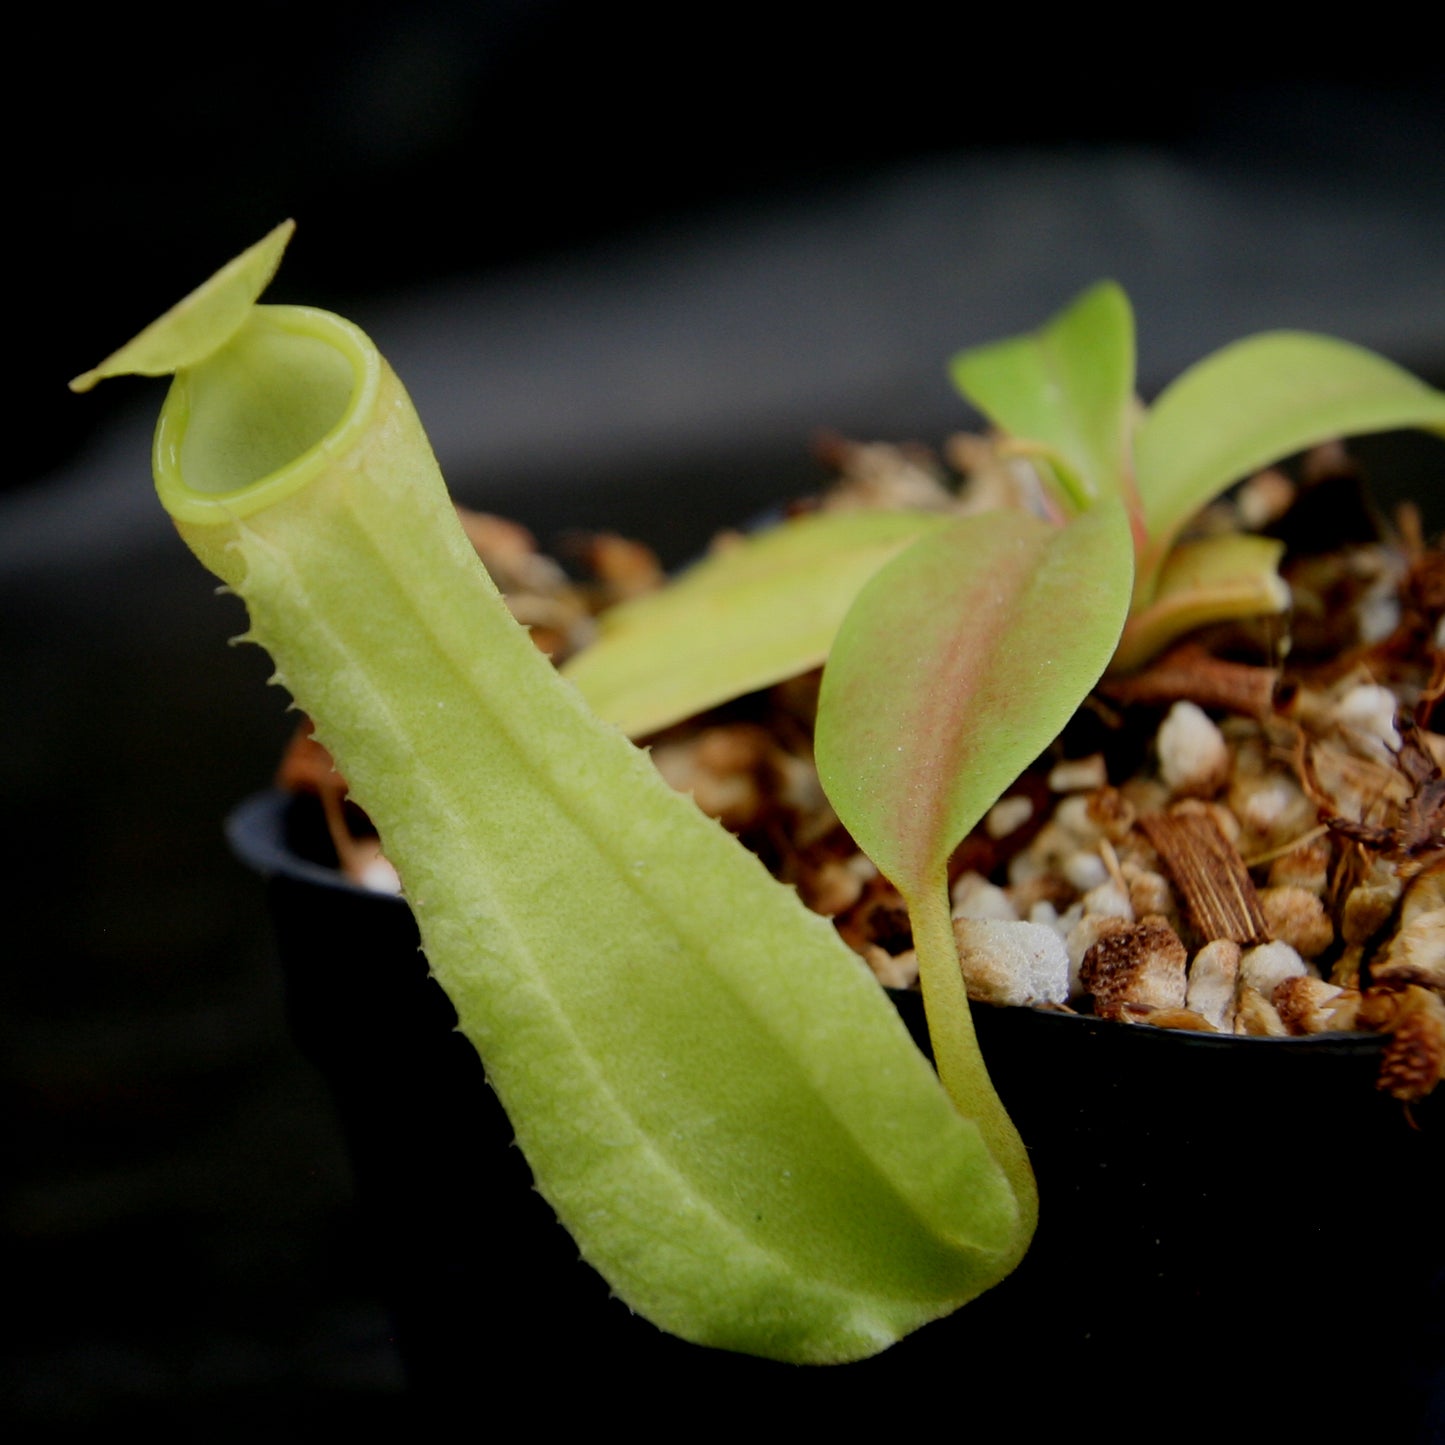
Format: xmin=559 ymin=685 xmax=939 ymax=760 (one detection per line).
xmin=908 ymin=873 xmax=1038 ymax=1239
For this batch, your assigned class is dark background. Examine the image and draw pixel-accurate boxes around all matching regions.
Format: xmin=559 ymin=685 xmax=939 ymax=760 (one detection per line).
xmin=7 ymin=6 xmax=1443 ymax=1434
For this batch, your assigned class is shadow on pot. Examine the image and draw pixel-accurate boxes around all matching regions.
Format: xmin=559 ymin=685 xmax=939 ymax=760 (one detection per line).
xmin=229 ymin=790 xmax=1443 ymax=1435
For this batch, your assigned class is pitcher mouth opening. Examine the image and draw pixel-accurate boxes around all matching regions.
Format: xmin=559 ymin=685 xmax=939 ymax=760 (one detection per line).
xmin=153 ymin=305 xmax=380 ymax=526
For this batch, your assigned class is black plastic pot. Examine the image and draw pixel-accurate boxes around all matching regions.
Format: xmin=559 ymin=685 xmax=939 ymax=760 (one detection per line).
xmin=230 ymin=789 xmax=1443 ymax=1433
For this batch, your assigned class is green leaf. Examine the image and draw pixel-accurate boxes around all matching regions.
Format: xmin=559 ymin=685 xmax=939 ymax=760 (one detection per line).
xmin=563 ymin=508 xmax=946 ymax=736
xmin=1134 ymin=331 xmax=1445 ymax=599
xmin=948 ymin=281 xmax=1136 ymax=512
xmin=814 ymin=502 xmax=1133 ymax=1207
xmin=92 ymin=233 xmax=1036 ymax=1365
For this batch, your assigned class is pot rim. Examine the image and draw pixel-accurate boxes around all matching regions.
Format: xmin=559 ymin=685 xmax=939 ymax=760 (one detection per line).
xmin=226 ymin=787 xmax=1390 ymax=1057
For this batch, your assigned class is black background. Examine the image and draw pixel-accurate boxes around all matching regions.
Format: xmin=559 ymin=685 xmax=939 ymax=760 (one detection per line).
xmin=7 ymin=6 xmax=1443 ymax=1435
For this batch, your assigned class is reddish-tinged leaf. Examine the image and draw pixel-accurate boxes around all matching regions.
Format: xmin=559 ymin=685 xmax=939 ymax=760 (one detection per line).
xmin=815 ymin=501 xmax=1129 ymax=1207
xmin=815 ymin=501 xmax=1135 ymax=899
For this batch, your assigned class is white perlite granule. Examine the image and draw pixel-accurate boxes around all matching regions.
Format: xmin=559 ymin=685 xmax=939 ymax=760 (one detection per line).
xmin=1157 ymin=701 xmax=1229 ymax=797
xmin=951 ymin=918 xmax=1071 ymax=1007
xmin=1333 ymin=683 xmax=1401 ymax=760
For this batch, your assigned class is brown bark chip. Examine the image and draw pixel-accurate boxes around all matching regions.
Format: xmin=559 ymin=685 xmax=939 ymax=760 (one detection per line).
xmin=1139 ymin=811 xmax=1270 ymax=945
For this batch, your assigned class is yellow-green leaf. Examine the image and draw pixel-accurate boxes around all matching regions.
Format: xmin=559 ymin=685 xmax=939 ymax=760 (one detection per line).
xmin=563 ymin=509 xmax=946 ymax=736
xmin=1134 ymin=331 xmax=1445 ymax=600
xmin=1111 ymin=533 xmax=1289 ymax=673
